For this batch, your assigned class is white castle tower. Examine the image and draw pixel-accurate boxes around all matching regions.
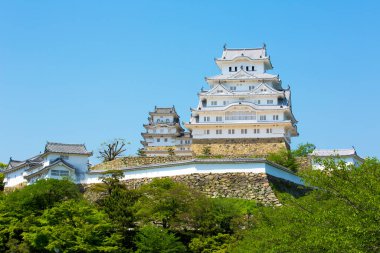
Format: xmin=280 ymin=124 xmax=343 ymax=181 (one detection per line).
xmin=184 ymin=45 xmax=298 ymax=156
xmin=141 ymin=106 xmax=192 ymax=156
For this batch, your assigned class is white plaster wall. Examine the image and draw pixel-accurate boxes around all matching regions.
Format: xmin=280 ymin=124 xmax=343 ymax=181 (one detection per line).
xmin=45 ymin=154 xmax=89 ymax=174
xmin=152 ymin=116 xmax=173 ymax=123
xmin=84 ymin=162 xmax=302 ymax=185
xmin=265 ymin=164 xmax=303 ymax=184
xmin=4 ymin=167 xmax=27 ymax=187
xmin=220 ymin=61 xmax=265 ymax=75
xmin=149 ymin=137 xmax=175 ymax=146
xmin=191 ymin=126 xmax=285 ymax=139
xmin=46 ymin=165 xmax=76 ymax=181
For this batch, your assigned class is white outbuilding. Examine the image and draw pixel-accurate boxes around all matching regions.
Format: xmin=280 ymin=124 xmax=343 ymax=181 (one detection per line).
xmin=3 ymin=142 xmax=92 ymax=188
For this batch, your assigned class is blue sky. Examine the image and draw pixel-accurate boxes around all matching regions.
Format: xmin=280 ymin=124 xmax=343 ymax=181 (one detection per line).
xmin=1 ymin=0 xmax=379 ymax=164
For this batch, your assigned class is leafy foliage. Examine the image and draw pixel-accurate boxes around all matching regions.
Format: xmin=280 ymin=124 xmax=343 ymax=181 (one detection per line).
xmin=136 ymin=148 xmax=146 ymax=157
xmin=0 ymin=158 xmax=379 ymax=252
xmin=202 ymin=146 xmax=212 ymax=156
xmin=23 ymin=200 xmax=122 ymax=252
xmin=189 ymin=233 xmax=235 ymax=253
xmin=0 ymin=173 xmax=4 ymax=191
xmin=232 ymin=158 xmax=380 ymax=252
xmin=134 ymin=225 xmax=185 ymax=253
xmin=167 ymin=147 xmax=175 ymax=156
xmin=0 ymin=162 xmax=6 ymax=170
xmin=267 ymin=148 xmax=299 ymax=172
xmin=292 ymin=142 xmax=316 ymax=157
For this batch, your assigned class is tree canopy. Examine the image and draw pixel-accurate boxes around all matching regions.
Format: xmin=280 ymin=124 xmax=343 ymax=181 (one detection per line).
xmin=0 ymin=158 xmax=379 ymax=252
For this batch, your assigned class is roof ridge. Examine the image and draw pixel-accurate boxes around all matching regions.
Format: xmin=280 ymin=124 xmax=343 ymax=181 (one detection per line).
xmin=224 ymin=47 xmax=264 ymax=51
xmin=46 ymin=142 xmax=85 ymax=146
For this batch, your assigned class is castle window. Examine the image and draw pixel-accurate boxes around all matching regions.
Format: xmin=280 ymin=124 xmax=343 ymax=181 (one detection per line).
xmin=273 ymin=115 xmax=279 ymax=120
xmin=211 ymin=101 xmax=217 ymax=106
xmin=157 ymin=138 xmax=160 ymax=142
xmin=216 ymin=116 xmax=223 ymax=122
xmin=166 ymin=119 xmax=170 ymax=123
xmin=235 ymin=67 xmax=238 ymax=71
xmin=164 ymin=138 xmax=168 ymax=142
xmin=252 ymin=66 xmax=255 ymax=71
xmin=51 ymin=170 xmax=69 ymax=177
xmin=254 ymin=129 xmax=260 ymax=134
xmin=249 ymin=86 xmax=254 ymax=90
xmin=267 ymin=100 xmax=273 ymax=104
xmin=223 ymin=101 xmax=228 ymax=105
xmin=204 ymin=130 xmax=210 ymax=135
xmin=216 ymin=129 xmax=222 ymax=134
xmin=266 ymin=128 xmax=273 ymax=133
xmin=229 ymin=67 xmax=232 ymax=72
xmin=230 ymin=86 xmax=236 ymax=91
xmin=260 ymin=115 xmax=266 ymax=121
xmin=204 ymin=116 xmax=210 ymax=122
xmin=257 ymin=100 xmax=261 ymax=104
xmin=241 ymin=129 xmax=248 ymax=134
xmin=228 ymin=129 xmax=235 ymax=134
xmin=180 ymin=140 xmax=183 ymax=144
xmin=246 ymin=66 xmax=249 ymax=71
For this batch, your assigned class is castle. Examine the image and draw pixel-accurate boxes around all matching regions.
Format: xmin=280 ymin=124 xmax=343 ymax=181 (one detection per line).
xmin=141 ymin=45 xmax=298 ymax=156
xmin=2 ymin=45 xmax=362 ymax=198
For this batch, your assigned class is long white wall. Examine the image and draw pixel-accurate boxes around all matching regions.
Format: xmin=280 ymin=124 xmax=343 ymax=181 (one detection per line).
xmin=84 ymin=161 xmax=303 ymax=185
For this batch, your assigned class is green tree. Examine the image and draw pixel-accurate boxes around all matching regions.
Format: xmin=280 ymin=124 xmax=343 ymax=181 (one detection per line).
xmin=0 ymin=173 xmax=4 ymax=191
xmin=267 ymin=148 xmax=299 ymax=172
xmin=134 ymin=225 xmax=185 ymax=253
xmin=23 ymin=200 xmax=122 ymax=252
xmin=189 ymin=233 xmax=235 ymax=253
xmin=167 ymin=147 xmax=175 ymax=156
xmin=202 ymin=146 xmax=212 ymax=156
xmin=137 ymin=148 xmax=146 ymax=157
xmin=134 ymin=178 xmax=203 ymax=229
xmin=232 ymin=158 xmax=380 ymax=252
xmin=292 ymin=142 xmax=316 ymax=157
xmin=0 ymin=179 xmax=82 ymax=252
xmin=0 ymin=162 xmax=6 ymax=170
xmin=99 ymin=171 xmax=140 ymax=247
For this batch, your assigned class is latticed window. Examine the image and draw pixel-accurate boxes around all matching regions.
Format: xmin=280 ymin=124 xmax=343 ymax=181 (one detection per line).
xmin=225 ymin=111 xmax=256 ymax=121
xmin=51 ymin=170 xmax=69 ymax=177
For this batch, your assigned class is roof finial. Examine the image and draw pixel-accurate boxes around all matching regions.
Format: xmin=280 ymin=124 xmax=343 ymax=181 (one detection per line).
xmin=223 ymin=43 xmax=227 ymax=50
xmin=263 ymin=42 xmax=266 ymax=49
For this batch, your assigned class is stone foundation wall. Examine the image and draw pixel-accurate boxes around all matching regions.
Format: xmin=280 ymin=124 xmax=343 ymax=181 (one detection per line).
xmin=146 ymin=146 xmax=175 ymax=151
xmin=91 ymin=156 xmax=193 ymax=171
xmin=191 ymin=138 xmax=288 ymax=156
xmin=121 ymin=172 xmax=283 ymax=206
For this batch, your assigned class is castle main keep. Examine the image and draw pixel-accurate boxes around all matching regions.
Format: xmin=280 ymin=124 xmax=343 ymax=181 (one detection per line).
xmin=142 ymin=45 xmax=299 ymax=157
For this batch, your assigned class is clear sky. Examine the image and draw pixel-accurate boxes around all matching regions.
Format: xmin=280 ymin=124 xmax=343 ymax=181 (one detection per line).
xmin=1 ymin=0 xmax=379 ymax=164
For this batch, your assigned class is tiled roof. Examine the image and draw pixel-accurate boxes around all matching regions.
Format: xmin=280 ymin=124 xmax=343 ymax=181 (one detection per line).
xmin=311 ymin=149 xmax=357 ymax=157
xmin=5 ymin=155 xmax=43 ymax=172
xmin=153 ymin=106 xmax=177 ymax=114
xmin=219 ymin=48 xmax=266 ymax=61
xmin=45 ymin=142 xmax=91 ymax=155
